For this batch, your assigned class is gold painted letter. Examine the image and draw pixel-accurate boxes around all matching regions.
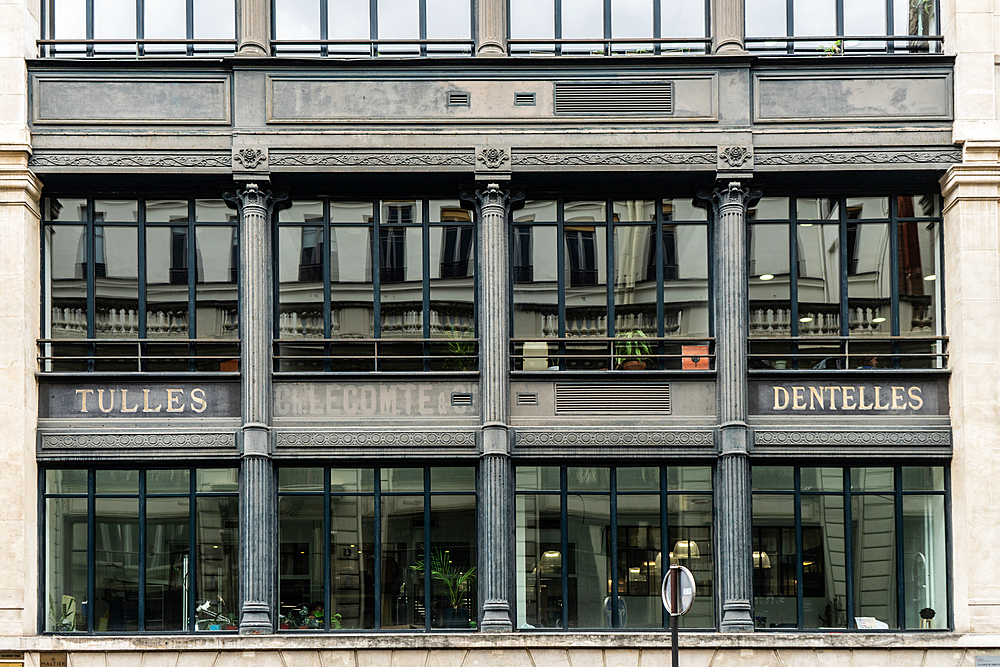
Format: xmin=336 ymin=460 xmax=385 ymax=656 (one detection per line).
xmin=773 ymin=386 xmax=789 ymax=410
xmin=142 ymin=389 xmax=162 ymax=413
xmin=98 ymin=389 xmax=115 ymax=413
xmin=841 ymin=386 xmax=856 ymax=410
xmin=792 ymin=387 xmax=806 ymax=410
xmin=190 ymin=388 xmax=207 ymax=413
xmin=166 ymin=388 xmax=185 ymax=412
xmin=121 ymin=389 xmax=139 ymax=412
xmin=858 ymin=387 xmax=873 ymax=410
xmin=891 ymin=386 xmax=906 ymax=410
xmin=908 ymin=386 xmax=924 ymax=410
xmin=76 ymin=389 xmax=94 ymax=413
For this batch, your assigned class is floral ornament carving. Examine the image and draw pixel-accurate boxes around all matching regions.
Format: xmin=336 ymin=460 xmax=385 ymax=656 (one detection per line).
xmin=720 ymin=146 xmax=752 ymax=168
xmin=477 ymin=148 xmax=510 ymax=170
xmin=234 ymin=147 xmax=266 ymax=170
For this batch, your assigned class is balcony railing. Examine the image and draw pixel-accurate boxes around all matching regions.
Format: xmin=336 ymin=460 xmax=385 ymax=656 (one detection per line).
xmin=511 ymin=336 xmax=715 ymax=372
xmin=274 ymin=337 xmax=478 ymax=373
xmin=748 ymin=335 xmax=948 ymax=370
xmin=745 ymin=34 xmax=943 ymax=55
xmin=507 ymin=37 xmax=712 ymax=56
xmin=37 ymin=338 xmax=240 ymax=374
xmin=37 ymin=39 xmax=238 ymax=58
xmin=270 ymin=39 xmax=475 ymax=57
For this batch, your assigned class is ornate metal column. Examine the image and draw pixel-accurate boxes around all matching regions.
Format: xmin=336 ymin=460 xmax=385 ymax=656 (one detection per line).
xmin=701 ymin=181 xmax=760 ymax=632
xmin=475 ymin=0 xmax=507 ymax=56
xmin=713 ymin=0 xmax=747 ymax=54
xmin=226 ymin=183 xmax=281 ymax=634
xmin=236 ymin=0 xmax=269 ymax=56
xmin=462 ymin=183 xmax=523 ymax=632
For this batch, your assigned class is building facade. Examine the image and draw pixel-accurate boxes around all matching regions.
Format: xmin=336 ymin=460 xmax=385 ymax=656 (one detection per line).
xmin=1 ymin=0 xmax=999 ymax=664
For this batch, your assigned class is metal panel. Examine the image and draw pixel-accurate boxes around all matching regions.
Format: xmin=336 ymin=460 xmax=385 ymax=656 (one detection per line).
xmin=555 ymin=383 xmax=671 ymax=414
xmin=554 ymin=81 xmax=673 ymax=115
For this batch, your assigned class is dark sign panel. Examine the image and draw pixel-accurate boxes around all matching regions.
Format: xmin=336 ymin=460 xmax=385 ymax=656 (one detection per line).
xmin=749 ymin=379 xmax=947 ymax=416
xmin=274 ymin=382 xmax=479 ymax=419
xmin=40 ymin=383 xmax=240 ymax=419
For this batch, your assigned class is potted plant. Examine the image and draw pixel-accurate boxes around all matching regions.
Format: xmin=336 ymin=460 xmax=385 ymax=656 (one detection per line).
xmin=411 ymin=549 xmax=476 ymax=628
xmin=614 ymin=329 xmax=653 ymax=370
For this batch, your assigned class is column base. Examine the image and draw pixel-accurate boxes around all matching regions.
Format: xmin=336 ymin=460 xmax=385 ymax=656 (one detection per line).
xmin=480 ymin=601 xmax=513 ymax=633
xmin=720 ymin=599 xmax=755 ymax=633
xmin=239 ymin=601 xmax=273 ymax=635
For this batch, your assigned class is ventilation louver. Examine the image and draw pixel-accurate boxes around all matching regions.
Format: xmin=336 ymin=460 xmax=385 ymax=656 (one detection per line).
xmin=447 ymin=91 xmax=471 ymax=107
xmin=516 ymin=392 xmax=539 ymax=406
xmin=554 ymin=81 xmax=673 ymax=115
xmin=451 ymin=392 xmax=473 ymax=406
xmin=514 ymin=92 xmax=537 ymax=106
xmin=555 ymin=383 xmax=671 ymax=414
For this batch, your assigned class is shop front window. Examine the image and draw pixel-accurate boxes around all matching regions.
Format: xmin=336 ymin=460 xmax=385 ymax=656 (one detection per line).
xmin=277 ymin=466 xmax=477 ymax=631
xmin=43 ymin=468 xmax=239 ymax=633
xmin=515 ymin=465 xmax=714 ymax=629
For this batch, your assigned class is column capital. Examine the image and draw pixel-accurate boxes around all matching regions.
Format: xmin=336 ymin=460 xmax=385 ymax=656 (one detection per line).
xmin=697 ymin=180 xmax=762 ymax=213
xmin=460 ymin=182 xmax=526 ymax=214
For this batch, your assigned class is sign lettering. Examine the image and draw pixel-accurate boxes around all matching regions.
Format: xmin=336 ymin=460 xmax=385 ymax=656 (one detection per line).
xmin=41 ymin=383 xmax=238 ymax=419
xmin=274 ymin=382 xmax=478 ymax=418
xmin=749 ymin=379 xmax=945 ymax=417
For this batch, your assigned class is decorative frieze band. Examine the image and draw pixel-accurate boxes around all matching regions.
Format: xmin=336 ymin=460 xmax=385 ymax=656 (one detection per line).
xmin=269 ymin=151 xmax=474 ymax=168
xmin=39 ymin=431 xmax=237 ymax=449
xmin=755 ymin=150 xmax=962 ymax=166
xmin=516 ymin=429 xmax=715 ymax=448
xmin=28 ymin=153 xmax=231 ymax=169
xmin=753 ymin=429 xmax=952 ymax=458
xmin=275 ymin=429 xmax=477 ymax=448
xmin=512 ymin=151 xmax=716 ymax=167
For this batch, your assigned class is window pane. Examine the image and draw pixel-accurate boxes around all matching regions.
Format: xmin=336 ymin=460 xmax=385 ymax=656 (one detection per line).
xmin=902 ymin=495 xmax=946 ymax=629
xmin=146 ymin=497 xmax=190 ymax=631
xmin=278 ymin=226 xmax=325 ymax=344
xmin=329 ymin=0 xmax=371 ymax=48
xmin=800 ymin=467 xmax=843 ymax=492
xmin=616 ymin=495 xmax=661 ymax=628
xmin=612 ymin=0 xmax=652 ymax=39
xmin=797 ymin=197 xmax=839 ymax=221
xmin=381 ymin=467 xmax=424 ymax=493
xmin=797 ymin=222 xmax=841 ymax=356
xmin=46 ymin=497 xmax=88 ymax=631
xmin=52 ymin=0 xmax=87 ymax=40
xmin=562 ymin=0 xmax=604 ymax=53
xmin=96 ymin=469 xmax=139 ymax=494
xmin=512 ymin=225 xmax=558 ymax=369
xmin=617 ymin=467 xmax=659 ymax=492
xmin=429 ymin=224 xmax=475 ymax=370
xmin=94 ymin=0 xmax=137 ymax=51
xmin=279 ymin=468 xmax=325 ymax=492
xmin=379 ymin=226 xmax=424 ymax=370
xmin=515 ymin=494 xmax=562 ymax=628
xmin=279 ymin=496 xmax=325 ymax=629
xmin=378 ymin=0 xmax=420 ymax=54
xmin=566 ymin=493 xmax=610 ymax=628
xmin=752 ymin=494 xmax=797 ymax=628
xmin=661 ymin=1 xmax=706 ymax=42
xmin=381 ymin=494 xmax=425 ymax=628
xmin=793 ymin=0 xmax=835 ymax=36
xmin=898 ymin=195 xmax=940 ymax=218
xmin=330 ymin=494 xmax=375 ymax=628
xmin=663 ymin=198 xmax=708 ymax=221
xmin=145 ymin=0 xmax=186 ymax=50
xmin=196 ymin=468 xmax=239 ymax=493
xmin=667 ymin=466 xmax=713 ymax=491
xmin=47 ymin=469 xmax=88 ymax=495
xmin=844 ymin=0 xmax=885 ymax=37
xmin=613 ymin=223 xmax=656 ymax=348
xmin=195 ymin=227 xmax=239 ymax=343
xmin=147 ymin=469 xmax=190 ymax=494
xmin=195 ymin=496 xmax=239 ymax=631
xmin=670 ymin=493 xmax=714 ymax=627
xmin=331 ymin=226 xmax=375 ymax=370
xmin=753 ymin=466 xmax=794 ymax=491
xmin=426 ymin=0 xmax=471 ymax=40
xmin=894 ymin=0 xmax=935 ymax=38
xmin=430 ymin=467 xmax=476 ymax=492
xmin=901 ymin=467 xmax=944 ymax=492
xmin=510 ymin=0 xmax=554 ymax=41
xmin=275 ymin=0 xmax=321 ymax=41
xmin=95 ymin=226 xmax=139 ymax=342
xmin=666 ymin=225 xmax=709 ymax=340
xmin=567 ymin=467 xmax=610 ymax=492
xmin=745 ymin=0 xmax=786 ymax=37
xmin=801 ymin=495 xmax=847 ymax=628
xmin=146 ymin=227 xmax=190 ymax=346
xmin=47 ymin=225 xmax=87 ymax=344
xmin=750 ymin=197 xmax=790 ymax=220
xmin=194 ymin=0 xmax=235 ymax=40
xmin=515 ymin=466 xmax=560 ymax=492
xmin=331 ymin=468 xmax=375 ymax=493
xmin=851 ymin=467 xmax=894 ymax=492
xmin=95 ymin=497 xmax=140 ymax=630
xmin=565 ymin=210 xmax=607 ymax=369
xmin=847 ymin=223 xmax=892 ymax=346
xmin=898 ymin=220 xmax=940 ymax=351
xmin=749 ymin=223 xmax=792 ymax=367
xmin=852 ymin=495 xmax=897 ymax=628
xmin=430 ymin=495 xmax=477 ymax=629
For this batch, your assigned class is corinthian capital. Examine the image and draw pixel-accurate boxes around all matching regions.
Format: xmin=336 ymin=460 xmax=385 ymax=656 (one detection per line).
xmin=460 ymin=182 xmax=526 ymax=215
xmin=696 ymin=180 xmax=763 ymax=215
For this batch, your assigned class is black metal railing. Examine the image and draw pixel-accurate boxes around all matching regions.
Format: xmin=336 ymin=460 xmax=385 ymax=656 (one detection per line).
xmin=273 ymin=337 xmax=479 ymax=373
xmin=748 ymin=335 xmax=948 ymax=370
xmin=37 ymin=38 xmax=238 ymax=58
xmin=37 ymin=338 xmax=240 ymax=373
xmin=745 ymin=34 xmax=943 ymax=55
xmin=270 ymin=39 xmax=475 ymax=57
xmin=507 ymin=37 xmax=712 ymax=56
xmin=511 ymin=336 xmax=715 ymax=372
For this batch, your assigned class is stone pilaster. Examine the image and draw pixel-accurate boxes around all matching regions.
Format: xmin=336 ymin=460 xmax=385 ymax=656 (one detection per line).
xmin=236 ymin=0 xmax=269 ymax=56
xmin=475 ymin=0 xmax=507 ymax=56
xmin=227 ymin=183 xmax=278 ymax=634
xmin=940 ymin=144 xmax=1000 ymax=633
xmin=700 ymin=181 xmax=759 ymax=633
xmin=462 ymin=183 xmax=523 ymax=632
xmin=712 ymin=0 xmax=746 ymax=54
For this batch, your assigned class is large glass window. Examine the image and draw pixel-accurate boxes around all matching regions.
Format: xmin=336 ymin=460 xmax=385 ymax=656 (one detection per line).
xmin=752 ymin=465 xmax=949 ymax=630
xmin=745 ymin=0 xmax=941 ymax=53
xmin=41 ymin=0 xmax=236 ymax=56
xmin=43 ymin=468 xmax=239 ymax=633
xmin=42 ymin=197 xmax=239 ymax=373
xmin=277 ymin=466 xmax=477 ymax=630
xmin=276 ymin=199 xmax=476 ymax=372
xmin=512 ymin=198 xmax=710 ymax=371
xmin=272 ymin=0 xmax=473 ymax=56
xmin=509 ymin=0 xmax=709 ymax=54
xmin=748 ymin=194 xmax=944 ymax=370
xmin=515 ymin=465 xmax=714 ymax=629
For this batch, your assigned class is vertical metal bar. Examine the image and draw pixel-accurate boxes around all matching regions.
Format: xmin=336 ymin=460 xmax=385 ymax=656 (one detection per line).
xmin=936 ymin=213 xmax=947 ymax=367
xmin=656 ymin=200 xmax=664 ymax=368
xmin=671 ymin=565 xmax=679 ymax=667
xmin=136 ymin=0 xmax=144 ymax=56
xmin=794 ymin=467 xmax=804 ymax=629
xmin=703 ymin=0 xmax=711 ymax=52
xmin=40 ymin=0 xmax=48 ymax=57
xmin=87 ymin=0 xmax=95 ymax=56
xmin=835 ymin=0 xmax=844 ymax=37
xmin=138 ymin=200 xmax=147 ymax=368
xmin=557 ymin=202 xmax=566 ymax=368
xmin=606 ymin=201 xmax=616 ymax=370
xmin=554 ymin=0 xmax=562 ymax=54
xmin=789 ymin=214 xmax=799 ymax=367
xmin=424 ymin=467 xmax=431 ymax=630
xmin=843 ymin=467 xmax=854 ymax=629
xmin=186 ymin=0 xmax=194 ymax=54
xmin=37 ymin=469 xmax=46 ymax=633
xmin=839 ymin=197 xmax=849 ymax=360
xmin=895 ymin=466 xmax=905 ymax=629
xmin=86 ymin=200 xmax=95 ymax=371
xmin=189 ymin=468 xmax=197 ymax=632
xmin=87 ymin=469 xmax=95 ymax=633
xmin=372 ymin=201 xmax=381 ymax=369
xmin=320 ymin=0 xmax=329 ymax=56
xmin=604 ymin=0 xmax=612 ymax=53
xmin=707 ymin=212 xmax=715 ymax=364
xmin=138 ymin=469 xmax=147 ymax=631
xmin=373 ymin=467 xmax=382 ymax=628
xmin=661 ymin=465 xmax=669 ymax=629
xmin=422 ymin=201 xmax=431 ymax=372
xmin=609 ymin=468 xmax=618 ymax=628
xmin=560 ymin=466 xmax=569 ymax=629
xmin=188 ymin=200 xmax=197 ymax=371
xmin=785 ymin=0 xmax=794 ymax=53
xmin=889 ymin=195 xmax=901 ymax=367
xmin=944 ymin=464 xmax=954 ymax=630
xmin=323 ymin=200 xmax=332 ymax=372
xmin=419 ymin=0 xmax=427 ymax=55
xmin=370 ymin=0 xmax=378 ymax=47
xmin=324 ymin=467 xmax=331 ymax=630
xmin=886 ymin=0 xmax=894 ymax=53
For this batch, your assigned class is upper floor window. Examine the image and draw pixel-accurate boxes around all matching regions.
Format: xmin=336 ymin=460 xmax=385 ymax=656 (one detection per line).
xmin=748 ymin=194 xmax=945 ymax=370
xmin=275 ymin=199 xmax=476 ymax=372
xmin=40 ymin=0 xmax=236 ymax=56
xmin=512 ymin=198 xmax=711 ymax=372
xmin=41 ymin=197 xmax=239 ymax=373
xmin=745 ymin=0 xmax=941 ymax=54
xmin=272 ymin=0 xmax=474 ymax=56
xmin=508 ymin=0 xmax=709 ymax=55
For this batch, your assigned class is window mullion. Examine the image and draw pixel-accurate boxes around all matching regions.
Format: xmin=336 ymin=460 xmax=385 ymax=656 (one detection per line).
xmin=138 ymin=470 xmax=147 ymax=631
xmin=323 ymin=200 xmax=332 ymax=371
xmin=560 ymin=467 xmax=569 ymax=629
xmin=373 ymin=467 xmax=382 ymax=628
xmin=794 ymin=468 xmax=804 ymax=629
xmin=424 ymin=467 xmax=432 ymax=631
xmin=895 ymin=466 xmax=905 ymax=628
xmin=188 ymin=200 xmax=197 ymax=371
xmin=87 ymin=470 xmax=95 ymax=633
xmin=323 ymin=468 xmax=332 ymax=631
xmin=557 ymin=202 xmax=566 ymax=368
xmin=609 ymin=468 xmax=619 ymax=628
xmin=843 ymin=467 xmax=854 ymax=629
xmin=423 ymin=202 xmax=431 ymax=371
xmin=186 ymin=0 xmax=194 ymax=55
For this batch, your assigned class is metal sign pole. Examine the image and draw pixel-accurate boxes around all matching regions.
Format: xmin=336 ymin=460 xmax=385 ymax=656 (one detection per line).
xmin=661 ymin=564 xmax=695 ymax=667
xmin=671 ymin=565 xmax=679 ymax=667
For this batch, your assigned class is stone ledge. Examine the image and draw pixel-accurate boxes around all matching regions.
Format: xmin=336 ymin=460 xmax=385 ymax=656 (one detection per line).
xmin=5 ymin=632 xmax=1000 ymax=652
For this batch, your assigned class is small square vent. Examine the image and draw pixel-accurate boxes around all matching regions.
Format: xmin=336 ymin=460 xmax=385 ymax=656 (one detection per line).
xmin=514 ymin=92 xmax=537 ymax=106
xmin=451 ymin=392 xmax=473 ymax=406
xmin=516 ymin=392 xmax=539 ymax=406
xmin=447 ymin=91 xmax=471 ymax=107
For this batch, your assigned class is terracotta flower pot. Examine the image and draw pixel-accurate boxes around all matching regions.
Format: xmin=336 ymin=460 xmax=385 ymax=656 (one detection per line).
xmin=621 ymin=360 xmax=646 ymax=370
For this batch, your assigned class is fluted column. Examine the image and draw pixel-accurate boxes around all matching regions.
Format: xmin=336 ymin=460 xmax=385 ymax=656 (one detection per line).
xmin=228 ymin=183 xmax=278 ymax=634
xmin=700 ymin=181 xmax=759 ymax=632
xmin=236 ymin=0 xmax=270 ymax=56
xmin=475 ymin=0 xmax=507 ymax=56
xmin=462 ymin=183 xmax=523 ymax=632
xmin=713 ymin=0 xmax=746 ymax=54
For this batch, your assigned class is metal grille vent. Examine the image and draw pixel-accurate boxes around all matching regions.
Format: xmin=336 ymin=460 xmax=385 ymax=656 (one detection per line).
xmin=555 ymin=383 xmax=671 ymax=414
xmin=554 ymin=81 xmax=673 ymax=115
xmin=516 ymin=392 xmax=539 ymax=406
xmin=514 ymin=92 xmax=537 ymax=106
xmin=451 ymin=393 xmax=473 ymax=406
xmin=447 ymin=91 xmax=470 ymax=106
